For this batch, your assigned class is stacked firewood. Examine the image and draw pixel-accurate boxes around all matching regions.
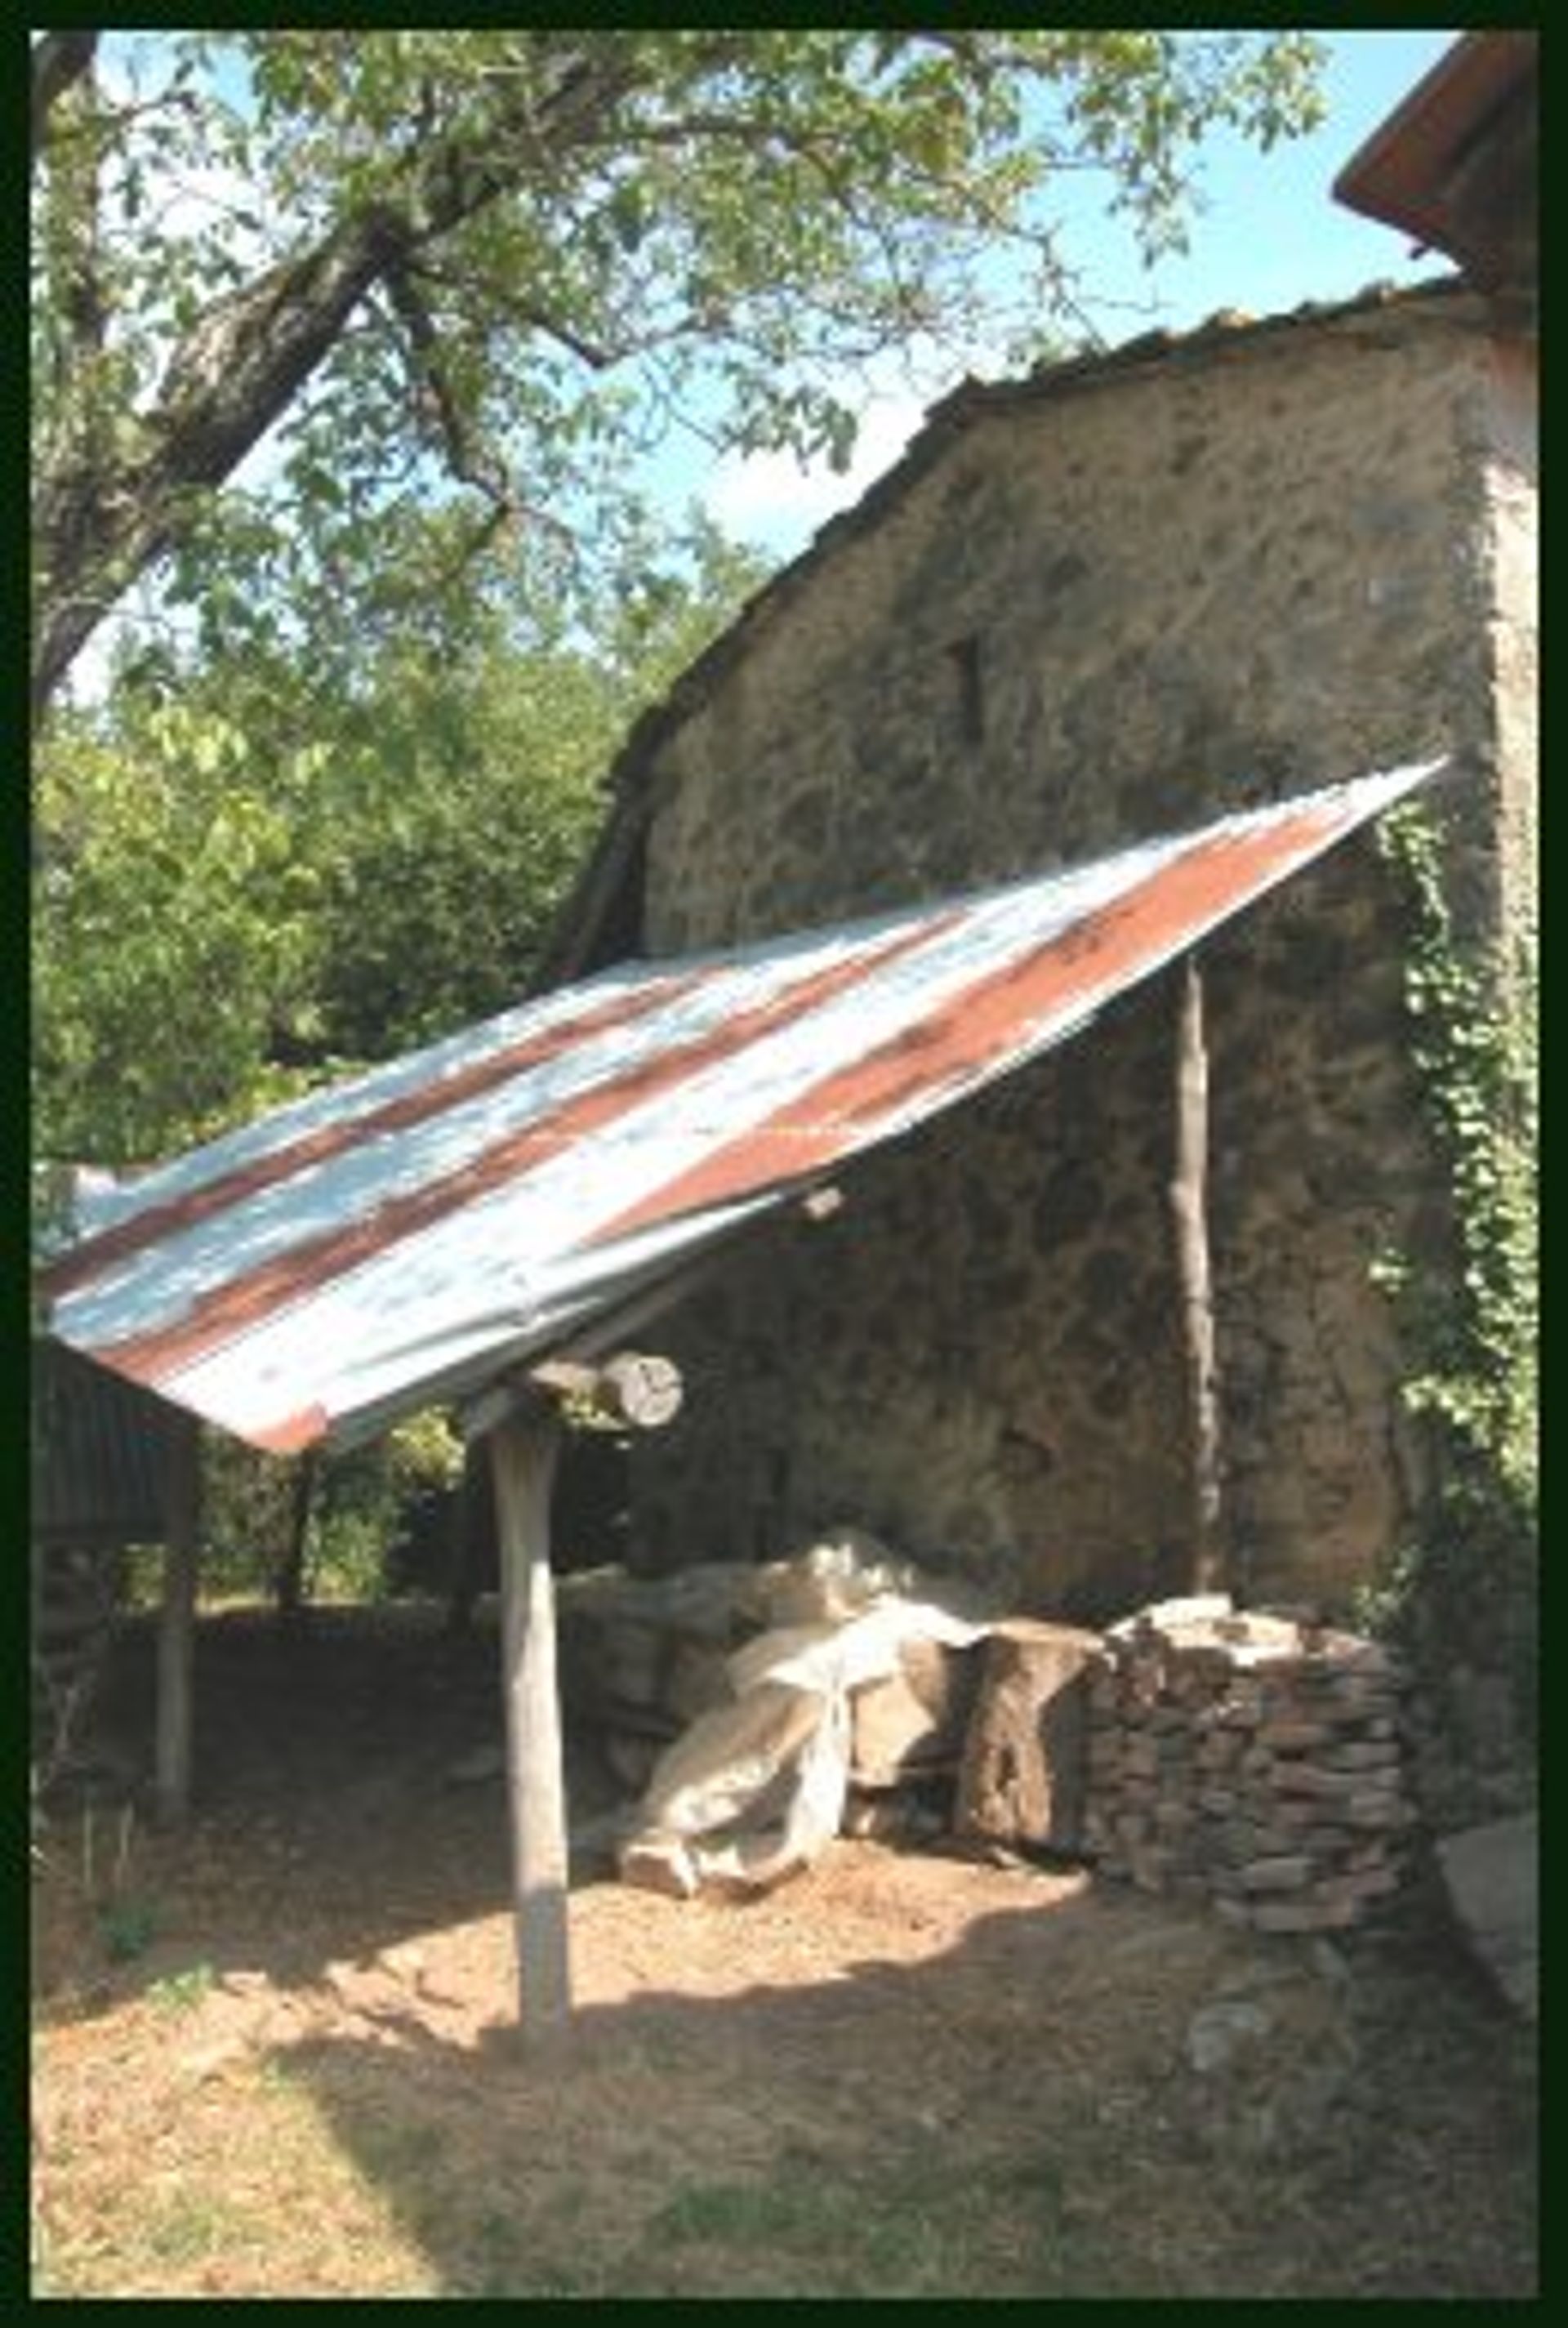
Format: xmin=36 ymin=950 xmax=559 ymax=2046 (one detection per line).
xmin=1082 ymin=1599 xmax=1415 ymax=1932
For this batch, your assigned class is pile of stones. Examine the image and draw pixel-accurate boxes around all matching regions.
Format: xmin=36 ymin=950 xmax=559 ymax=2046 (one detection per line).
xmin=1082 ymin=1596 xmax=1415 ymax=1933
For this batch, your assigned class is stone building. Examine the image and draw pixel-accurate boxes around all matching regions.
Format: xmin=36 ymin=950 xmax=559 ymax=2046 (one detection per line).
xmin=544 ymin=270 xmax=1535 ymax=1650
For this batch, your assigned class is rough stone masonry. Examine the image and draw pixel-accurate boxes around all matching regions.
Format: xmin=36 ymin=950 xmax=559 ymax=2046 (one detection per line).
xmin=1082 ymin=1599 xmax=1415 ymax=1932
xmin=621 ymin=280 xmax=1534 ymax=1657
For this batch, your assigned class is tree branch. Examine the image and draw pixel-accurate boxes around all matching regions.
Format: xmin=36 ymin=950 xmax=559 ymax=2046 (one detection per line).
xmin=32 ymin=40 xmax=647 ymax=724
xmin=381 ymin=261 xmax=514 ymax=507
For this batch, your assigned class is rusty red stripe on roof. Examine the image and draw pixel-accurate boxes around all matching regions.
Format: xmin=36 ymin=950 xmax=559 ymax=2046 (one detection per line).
xmin=248 ymin=1403 xmax=332 ymax=1456
xmin=590 ymin=809 xmax=1346 ymax=1249
xmin=91 ymin=909 xmax=964 ymax=1389
xmin=38 ymin=967 xmax=717 ymax=1305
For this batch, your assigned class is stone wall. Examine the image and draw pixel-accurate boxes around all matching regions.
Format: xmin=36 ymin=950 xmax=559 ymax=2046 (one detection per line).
xmin=1480 ymin=333 xmax=1539 ymax=961
xmin=619 ymin=285 xmax=1533 ymax=1635
xmin=1084 ymin=1602 xmax=1415 ymax=1931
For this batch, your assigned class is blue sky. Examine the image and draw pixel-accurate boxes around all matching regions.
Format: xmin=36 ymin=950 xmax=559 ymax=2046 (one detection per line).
xmin=692 ymin=29 xmax=1459 ymax=558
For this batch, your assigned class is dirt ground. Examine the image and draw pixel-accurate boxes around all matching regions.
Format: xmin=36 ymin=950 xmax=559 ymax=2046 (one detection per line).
xmin=31 ymin=1602 xmax=1538 ymax=2299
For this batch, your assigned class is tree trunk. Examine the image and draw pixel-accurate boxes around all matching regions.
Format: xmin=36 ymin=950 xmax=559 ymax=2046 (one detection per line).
xmin=490 ymin=1405 xmax=572 ymax=2044
xmin=31 ymin=31 xmax=98 ymax=166
xmin=1169 ymin=953 xmax=1225 ymax=1595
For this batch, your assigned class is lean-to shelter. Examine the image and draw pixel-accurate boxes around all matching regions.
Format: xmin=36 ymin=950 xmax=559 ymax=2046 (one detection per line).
xmin=35 ymin=760 xmax=1438 ymax=2030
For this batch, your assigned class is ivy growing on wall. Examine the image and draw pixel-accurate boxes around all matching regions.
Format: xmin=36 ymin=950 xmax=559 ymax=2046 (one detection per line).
xmin=1364 ymin=802 xmax=1538 ymax=1791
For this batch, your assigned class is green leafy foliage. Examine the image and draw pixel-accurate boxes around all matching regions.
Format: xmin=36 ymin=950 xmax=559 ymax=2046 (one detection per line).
xmin=33 ymin=700 xmax=325 ymax=1164
xmin=33 ymin=520 xmax=766 ymax=1167
xmin=33 ymin=518 xmax=766 ymax=1609
xmin=1364 ymin=806 xmax=1537 ymax=1770
xmin=145 ymin=1962 xmax=217 ymax=2011
xmin=191 ymin=1412 xmax=460 ymax=1608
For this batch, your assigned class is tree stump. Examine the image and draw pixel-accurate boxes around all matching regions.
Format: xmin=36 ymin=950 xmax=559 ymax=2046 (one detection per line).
xmin=955 ymin=1621 xmax=1102 ymax=1853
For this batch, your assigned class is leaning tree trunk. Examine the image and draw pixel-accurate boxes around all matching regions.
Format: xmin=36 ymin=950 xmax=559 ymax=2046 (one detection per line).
xmin=29 ymin=39 xmax=651 ymax=726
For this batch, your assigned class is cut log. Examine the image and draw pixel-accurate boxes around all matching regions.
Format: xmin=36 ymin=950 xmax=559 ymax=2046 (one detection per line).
xmin=955 ymin=1621 xmax=1102 ymax=1853
xmin=464 ymin=1350 xmax=684 ymax=1443
xmin=531 ymin=1351 xmax=684 ymax=1430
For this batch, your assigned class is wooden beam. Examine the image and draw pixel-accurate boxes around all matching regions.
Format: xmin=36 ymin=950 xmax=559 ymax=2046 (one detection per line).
xmin=154 ymin=1419 xmax=201 ymax=1828
xmin=490 ymin=1403 xmax=572 ymax=2043
xmin=1169 ymin=954 xmax=1226 ymax=1596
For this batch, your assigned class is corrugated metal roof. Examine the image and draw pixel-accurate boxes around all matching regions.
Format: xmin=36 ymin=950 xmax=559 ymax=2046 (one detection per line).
xmin=37 ymin=760 xmax=1440 ymax=1457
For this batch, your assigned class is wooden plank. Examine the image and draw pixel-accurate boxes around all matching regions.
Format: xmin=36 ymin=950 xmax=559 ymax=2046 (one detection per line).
xmin=1169 ymin=954 xmax=1226 ymax=1595
xmin=154 ymin=1418 xmax=201 ymax=1828
xmin=490 ymin=1404 xmax=572 ymax=2042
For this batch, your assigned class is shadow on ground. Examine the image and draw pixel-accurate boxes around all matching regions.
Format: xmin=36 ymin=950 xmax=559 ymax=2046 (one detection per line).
xmin=270 ymin=1886 xmax=1537 ymax=2301
xmin=33 ymin=1603 xmax=1539 ymax=2300
xmin=34 ymin=1600 xmax=573 ymax=2005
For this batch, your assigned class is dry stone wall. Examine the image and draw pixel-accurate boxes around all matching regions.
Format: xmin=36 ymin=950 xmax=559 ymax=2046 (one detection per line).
xmin=624 ymin=285 xmax=1532 ymax=1631
xmin=1084 ymin=1601 xmax=1415 ymax=1932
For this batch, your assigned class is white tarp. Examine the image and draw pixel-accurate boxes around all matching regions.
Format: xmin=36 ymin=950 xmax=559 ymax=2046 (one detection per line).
xmin=617 ymin=1536 xmax=989 ymax=1895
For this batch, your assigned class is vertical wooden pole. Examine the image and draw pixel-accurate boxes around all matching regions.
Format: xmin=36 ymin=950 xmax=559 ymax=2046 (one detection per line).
xmin=489 ymin=1404 xmax=571 ymax=2044
xmin=154 ymin=1418 xmax=201 ymax=1828
xmin=443 ymin=1443 xmax=483 ymax=1637
xmin=1169 ymin=954 xmax=1225 ymax=1596
xmin=275 ymin=1451 xmax=315 ymax=1621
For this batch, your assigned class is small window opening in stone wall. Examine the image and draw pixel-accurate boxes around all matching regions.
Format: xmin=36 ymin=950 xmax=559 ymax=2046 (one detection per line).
xmin=947 ymin=633 xmax=986 ymax=744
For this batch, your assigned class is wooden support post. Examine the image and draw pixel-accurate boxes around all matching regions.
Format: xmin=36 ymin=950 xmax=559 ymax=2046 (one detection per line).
xmin=490 ymin=1403 xmax=571 ymax=2045
xmin=1169 ymin=954 xmax=1226 ymax=1596
xmin=154 ymin=1419 xmax=201 ymax=1828
xmin=275 ymin=1451 xmax=315 ymax=1621
xmin=442 ymin=1446 xmax=480 ymax=1637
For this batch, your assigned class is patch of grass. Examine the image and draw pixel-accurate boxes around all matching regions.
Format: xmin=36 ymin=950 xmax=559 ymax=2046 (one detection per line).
xmin=646 ymin=2142 xmax=1067 ymax=2297
xmin=145 ymin=1962 xmax=216 ymax=2013
xmin=658 ymin=2178 xmax=801 ymax=2244
xmin=143 ymin=2188 xmax=251 ymax=2266
xmin=464 ymin=2208 xmax=530 ymax=2298
xmin=352 ymin=2116 xmax=445 ymax=2178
